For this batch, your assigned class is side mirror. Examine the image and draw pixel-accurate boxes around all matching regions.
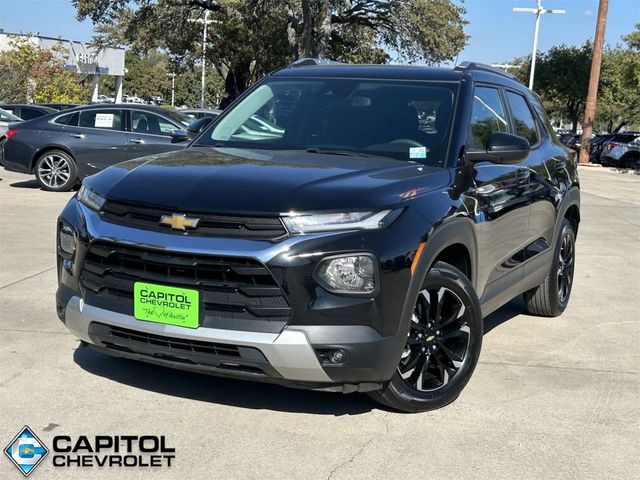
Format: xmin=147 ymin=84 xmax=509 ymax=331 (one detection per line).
xmin=171 ymin=129 xmax=190 ymax=142
xmin=467 ymin=132 xmax=530 ymax=164
xmin=186 ymin=117 xmax=214 ymax=139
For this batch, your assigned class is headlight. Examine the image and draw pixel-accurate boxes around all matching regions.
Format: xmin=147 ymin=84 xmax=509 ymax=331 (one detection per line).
xmin=58 ymin=223 xmax=76 ymax=257
xmin=78 ymin=185 xmax=106 ymax=211
xmin=282 ymin=210 xmax=399 ymax=234
xmin=314 ymin=254 xmax=377 ymax=295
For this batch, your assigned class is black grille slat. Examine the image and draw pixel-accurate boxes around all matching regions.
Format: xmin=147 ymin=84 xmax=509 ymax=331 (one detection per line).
xmin=101 ymin=200 xmax=288 ymax=240
xmin=80 ymin=242 xmax=291 ymax=332
xmin=107 ymin=325 xmax=241 ymax=357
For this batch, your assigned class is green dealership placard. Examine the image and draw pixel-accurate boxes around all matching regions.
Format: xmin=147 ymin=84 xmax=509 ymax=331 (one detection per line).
xmin=133 ymin=282 xmax=199 ymax=329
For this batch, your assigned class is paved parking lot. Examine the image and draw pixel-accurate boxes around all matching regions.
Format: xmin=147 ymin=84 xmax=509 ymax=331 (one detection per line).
xmin=0 ymin=166 xmax=638 ymax=480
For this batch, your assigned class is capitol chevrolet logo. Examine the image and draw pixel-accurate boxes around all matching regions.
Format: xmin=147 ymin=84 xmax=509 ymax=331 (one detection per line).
xmin=4 ymin=426 xmax=49 ymax=477
xmin=159 ymin=213 xmax=200 ymax=231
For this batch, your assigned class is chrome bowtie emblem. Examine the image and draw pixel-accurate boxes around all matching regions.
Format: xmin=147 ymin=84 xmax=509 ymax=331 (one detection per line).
xmin=159 ymin=213 xmax=200 ymax=231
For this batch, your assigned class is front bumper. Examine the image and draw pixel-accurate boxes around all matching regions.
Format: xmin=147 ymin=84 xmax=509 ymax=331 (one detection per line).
xmin=65 ymin=296 xmax=334 ymax=382
xmin=57 ymin=198 xmax=424 ymax=391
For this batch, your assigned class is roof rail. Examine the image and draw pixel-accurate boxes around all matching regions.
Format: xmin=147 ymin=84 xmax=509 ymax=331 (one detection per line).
xmin=454 ymin=61 xmax=521 ymax=83
xmin=288 ymin=58 xmax=345 ymax=68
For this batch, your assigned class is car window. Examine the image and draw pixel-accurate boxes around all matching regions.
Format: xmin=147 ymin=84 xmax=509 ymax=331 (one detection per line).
xmin=131 ymin=111 xmax=179 ymax=136
xmin=468 ymin=86 xmax=508 ymax=149
xmin=506 ymin=91 xmax=539 ymax=145
xmin=79 ymin=110 xmax=122 ymax=130
xmin=0 ymin=108 xmax=21 ymax=122
xmin=200 ymin=78 xmax=457 ymax=166
xmin=20 ymin=107 xmax=43 ymax=121
xmin=54 ymin=112 xmax=79 ymax=126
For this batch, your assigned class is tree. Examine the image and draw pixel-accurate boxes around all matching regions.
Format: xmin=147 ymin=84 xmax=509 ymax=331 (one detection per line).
xmin=508 ymin=44 xmax=591 ymax=133
xmin=534 ymin=43 xmax=593 ymax=133
xmin=302 ymin=0 xmax=467 ymax=62
xmin=596 ymin=46 xmax=640 ymax=132
xmin=0 ymin=37 xmax=89 ymax=103
xmin=73 ymin=0 xmax=468 ymax=105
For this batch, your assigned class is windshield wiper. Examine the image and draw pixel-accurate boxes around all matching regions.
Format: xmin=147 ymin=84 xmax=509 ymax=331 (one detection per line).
xmin=305 ymin=146 xmax=368 ymax=157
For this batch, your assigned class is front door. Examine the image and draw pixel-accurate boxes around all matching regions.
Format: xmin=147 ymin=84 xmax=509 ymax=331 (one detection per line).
xmin=461 ymin=85 xmax=531 ymax=302
xmin=125 ymin=110 xmax=186 ymax=160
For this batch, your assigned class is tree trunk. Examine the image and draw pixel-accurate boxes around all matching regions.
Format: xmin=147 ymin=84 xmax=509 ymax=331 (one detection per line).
xmin=219 ymin=63 xmax=250 ymax=109
xmin=317 ymin=0 xmax=332 ymax=58
xmin=301 ymin=0 xmax=312 ymax=58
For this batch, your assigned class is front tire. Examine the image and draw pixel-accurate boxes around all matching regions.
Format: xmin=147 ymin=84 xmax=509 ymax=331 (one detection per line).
xmin=369 ymin=262 xmax=483 ymax=412
xmin=524 ymin=218 xmax=576 ymax=317
xmin=35 ymin=150 xmax=77 ymax=192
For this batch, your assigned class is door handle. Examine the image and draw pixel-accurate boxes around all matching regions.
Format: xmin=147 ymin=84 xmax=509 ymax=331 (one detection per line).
xmin=554 ymin=159 xmax=566 ymax=171
xmin=69 ymin=133 xmax=84 ymax=139
xmin=129 ymin=138 xmax=144 ymax=144
xmin=516 ymin=168 xmax=530 ymax=184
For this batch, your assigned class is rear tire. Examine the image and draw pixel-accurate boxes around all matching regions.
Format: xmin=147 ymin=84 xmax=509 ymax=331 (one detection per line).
xmin=368 ymin=261 xmax=483 ymax=412
xmin=35 ymin=150 xmax=77 ymax=192
xmin=623 ymin=155 xmax=640 ymax=170
xmin=524 ymin=218 xmax=576 ymax=317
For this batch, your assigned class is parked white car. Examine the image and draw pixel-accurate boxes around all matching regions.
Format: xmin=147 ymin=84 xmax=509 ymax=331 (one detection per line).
xmin=0 ymin=107 xmax=22 ymax=137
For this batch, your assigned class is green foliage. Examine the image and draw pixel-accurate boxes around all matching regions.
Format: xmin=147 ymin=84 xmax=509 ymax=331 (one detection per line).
xmin=622 ymin=22 xmax=640 ymax=51
xmin=0 ymin=37 xmax=90 ymax=103
xmin=597 ymin=45 xmax=640 ymax=132
xmin=533 ymin=43 xmax=592 ymax=133
xmin=508 ymin=28 xmax=640 ymax=133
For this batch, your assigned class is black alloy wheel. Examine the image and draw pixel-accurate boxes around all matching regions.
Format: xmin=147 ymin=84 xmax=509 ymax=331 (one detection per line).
xmin=398 ymin=286 xmax=471 ymax=392
xmin=556 ymin=232 xmax=575 ymax=305
xmin=369 ymin=261 xmax=483 ymax=412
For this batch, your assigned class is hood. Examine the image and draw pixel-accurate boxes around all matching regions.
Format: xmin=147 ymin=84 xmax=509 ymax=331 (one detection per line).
xmin=86 ymin=148 xmax=451 ymax=215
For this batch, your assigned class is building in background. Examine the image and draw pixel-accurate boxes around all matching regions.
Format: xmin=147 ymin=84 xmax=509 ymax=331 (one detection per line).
xmin=0 ymin=31 xmax=125 ymax=102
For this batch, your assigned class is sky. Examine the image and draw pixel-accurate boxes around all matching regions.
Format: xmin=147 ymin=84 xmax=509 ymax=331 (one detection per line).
xmin=0 ymin=0 xmax=638 ymax=65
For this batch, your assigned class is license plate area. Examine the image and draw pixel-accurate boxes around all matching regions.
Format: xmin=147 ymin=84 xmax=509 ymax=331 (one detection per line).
xmin=133 ymin=282 xmax=199 ymax=329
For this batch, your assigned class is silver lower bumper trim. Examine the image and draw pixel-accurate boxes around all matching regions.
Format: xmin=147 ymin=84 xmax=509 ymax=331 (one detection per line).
xmin=64 ymin=296 xmax=332 ymax=382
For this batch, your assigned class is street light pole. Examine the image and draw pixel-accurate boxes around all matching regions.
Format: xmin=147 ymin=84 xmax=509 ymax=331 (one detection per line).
xmin=166 ymin=72 xmax=176 ymax=107
xmin=513 ymin=0 xmax=565 ymax=90
xmin=188 ymin=10 xmax=215 ymax=108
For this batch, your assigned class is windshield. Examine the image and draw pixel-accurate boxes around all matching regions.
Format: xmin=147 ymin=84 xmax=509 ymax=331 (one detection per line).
xmin=163 ymin=109 xmax=193 ymax=128
xmin=195 ymin=78 xmax=457 ymax=166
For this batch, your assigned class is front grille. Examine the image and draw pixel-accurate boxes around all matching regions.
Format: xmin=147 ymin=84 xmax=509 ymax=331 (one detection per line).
xmin=80 ymin=241 xmax=291 ymax=333
xmin=101 ymin=200 xmax=288 ymax=240
xmin=104 ymin=324 xmax=241 ymax=357
xmin=88 ymin=322 xmax=278 ymax=377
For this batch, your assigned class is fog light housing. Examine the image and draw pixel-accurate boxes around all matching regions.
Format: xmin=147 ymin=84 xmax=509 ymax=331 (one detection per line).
xmin=58 ymin=224 xmax=76 ymax=257
xmin=329 ymin=349 xmax=347 ymax=364
xmin=314 ymin=254 xmax=377 ymax=295
xmin=316 ymin=348 xmax=348 ymax=365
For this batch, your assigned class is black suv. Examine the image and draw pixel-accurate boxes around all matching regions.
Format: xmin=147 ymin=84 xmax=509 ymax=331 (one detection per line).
xmin=56 ymin=61 xmax=580 ymax=412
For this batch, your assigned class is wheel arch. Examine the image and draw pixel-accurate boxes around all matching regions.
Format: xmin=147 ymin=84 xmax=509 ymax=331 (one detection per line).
xmin=31 ymin=145 xmax=75 ymax=173
xmin=556 ymin=187 xmax=581 ymax=242
xmin=620 ymin=151 xmax=639 ymax=167
xmin=395 ymin=217 xmax=478 ymax=341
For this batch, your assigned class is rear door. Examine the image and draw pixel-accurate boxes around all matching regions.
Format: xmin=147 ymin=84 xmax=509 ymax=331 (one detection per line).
xmin=71 ymin=108 xmax=127 ymax=174
xmin=125 ymin=109 xmax=186 ymax=160
xmin=507 ymin=90 xmax=567 ymax=279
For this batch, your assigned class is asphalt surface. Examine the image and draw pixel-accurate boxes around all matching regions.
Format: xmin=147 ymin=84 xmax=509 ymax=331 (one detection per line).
xmin=0 ymin=166 xmax=638 ymax=480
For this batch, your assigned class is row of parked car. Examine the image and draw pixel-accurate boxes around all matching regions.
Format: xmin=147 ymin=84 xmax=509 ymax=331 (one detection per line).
xmin=0 ymin=103 xmax=222 ymax=190
xmin=559 ymin=131 xmax=640 ymax=168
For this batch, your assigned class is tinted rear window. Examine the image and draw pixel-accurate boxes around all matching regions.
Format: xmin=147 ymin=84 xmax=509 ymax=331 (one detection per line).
xmin=20 ymin=108 xmax=45 ymax=120
xmin=54 ymin=112 xmax=79 ymax=126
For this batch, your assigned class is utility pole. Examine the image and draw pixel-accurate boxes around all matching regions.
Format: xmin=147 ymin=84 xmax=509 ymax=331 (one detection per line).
xmin=579 ymin=0 xmax=609 ymax=164
xmin=166 ymin=72 xmax=177 ymax=107
xmin=188 ymin=9 xmax=215 ymax=108
xmin=513 ymin=0 xmax=565 ymax=89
